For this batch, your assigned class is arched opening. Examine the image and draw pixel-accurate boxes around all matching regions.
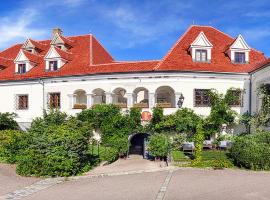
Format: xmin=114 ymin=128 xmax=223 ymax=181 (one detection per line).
xmin=155 ymin=86 xmax=175 ymax=108
xmin=133 ymin=87 xmax=149 ymax=108
xmin=112 ymin=88 xmax=127 ymax=108
xmin=92 ymin=88 xmax=106 ymax=105
xmin=129 ymin=133 xmax=149 ymax=157
xmin=73 ymin=89 xmax=87 ymax=109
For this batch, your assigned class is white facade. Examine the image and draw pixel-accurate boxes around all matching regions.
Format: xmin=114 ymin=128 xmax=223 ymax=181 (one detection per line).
xmin=0 ymin=71 xmax=250 ymax=128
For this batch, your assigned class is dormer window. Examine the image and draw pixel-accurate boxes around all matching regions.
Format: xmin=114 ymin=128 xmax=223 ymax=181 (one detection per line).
xmin=26 ymin=49 xmax=33 ymax=53
xmin=234 ymin=52 xmax=246 ymax=64
xmin=18 ymin=64 xmax=26 ymax=74
xmin=57 ymin=45 xmax=62 ymax=49
xmin=195 ymin=49 xmax=207 ymax=62
xmin=228 ymin=35 xmax=250 ymax=64
xmin=49 ymin=60 xmax=58 ymax=71
xmin=190 ymin=31 xmax=213 ymax=63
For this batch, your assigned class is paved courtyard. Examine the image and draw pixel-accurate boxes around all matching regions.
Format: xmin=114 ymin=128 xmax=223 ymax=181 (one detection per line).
xmin=1 ymin=158 xmax=270 ymax=200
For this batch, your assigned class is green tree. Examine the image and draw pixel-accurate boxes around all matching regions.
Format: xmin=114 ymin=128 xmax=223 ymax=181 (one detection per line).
xmin=148 ymin=133 xmax=171 ymax=158
xmin=0 ymin=113 xmax=18 ymax=130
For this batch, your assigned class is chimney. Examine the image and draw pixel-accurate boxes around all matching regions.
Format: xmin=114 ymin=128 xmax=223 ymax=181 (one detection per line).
xmin=52 ymin=28 xmax=63 ymax=37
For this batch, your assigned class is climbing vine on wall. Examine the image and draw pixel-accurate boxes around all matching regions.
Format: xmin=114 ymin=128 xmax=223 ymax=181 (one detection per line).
xmin=252 ymin=84 xmax=270 ymax=131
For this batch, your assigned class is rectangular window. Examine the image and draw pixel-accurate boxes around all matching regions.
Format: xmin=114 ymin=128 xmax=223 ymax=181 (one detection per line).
xmin=195 ymin=50 xmax=207 ymax=62
xmin=234 ymin=52 xmax=246 ymax=63
xmin=18 ymin=64 xmax=26 ymax=74
xmin=49 ymin=93 xmax=61 ymax=108
xmin=17 ymin=95 xmax=28 ymax=110
xmin=194 ymin=89 xmax=210 ymax=107
xmin=229 ymin=90 xmax=243 ymax=107
xmin=49 ymin=61 xmax=58 ymax=71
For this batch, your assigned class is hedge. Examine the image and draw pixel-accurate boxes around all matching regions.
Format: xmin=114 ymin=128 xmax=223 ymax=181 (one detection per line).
xmin=229 ymin=132 xmax=270 ymax=170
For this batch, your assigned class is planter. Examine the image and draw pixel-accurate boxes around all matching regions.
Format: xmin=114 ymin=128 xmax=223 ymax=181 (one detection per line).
xmin=114 ymin=103 xmax=127 ymax=108
xmin=73 ymin=104 xmax=87 ymax=109
xmin=156 ymin=103 xmax=173 ymax=108
xmin=133 ymin=103 xmax=149 ymax=108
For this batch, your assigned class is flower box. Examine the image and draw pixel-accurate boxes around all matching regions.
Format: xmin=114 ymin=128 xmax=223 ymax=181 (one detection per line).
xmin=115 ymin=103 xmax=127 ymax=108
xmin=73 ymin=104 xmax=87 ymax=109
xmin=134 ymin=103 xmax=149 ymax=108
xmin=156 ymin=103 xmax=172 ymax=108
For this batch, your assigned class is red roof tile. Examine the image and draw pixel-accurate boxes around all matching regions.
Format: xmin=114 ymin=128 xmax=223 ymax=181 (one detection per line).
xmin=0 ymin=26 xmax=268 ymax=81
xmin=155 ymin=25 xmax=266 ymax=73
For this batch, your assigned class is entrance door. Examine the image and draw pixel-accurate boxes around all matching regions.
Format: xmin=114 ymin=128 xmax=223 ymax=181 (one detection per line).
xmin=129 ymin=133 xmax=149 ymax=157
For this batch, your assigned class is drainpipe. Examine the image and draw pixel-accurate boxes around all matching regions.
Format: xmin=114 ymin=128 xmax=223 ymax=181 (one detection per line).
xmin=248 ymin=74 xmax=252 ymax=134
xmin=38 ymin=78 xmax=45 ymax=111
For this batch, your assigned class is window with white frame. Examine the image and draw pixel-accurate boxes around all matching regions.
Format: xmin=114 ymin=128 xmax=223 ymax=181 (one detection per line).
xmin=48 ymin=60 xmax=58 ymax=71
xmin=234 ymin=52 xmax=246 ymax=64
xmin=18 ymin=64 xmax=26 ymax=74
xmin=195 ymin=49 xmax=207 ymax=62
xmin=48 ymin=92 xmax=61 ymax=108
xmin=17 ymin=95 xmax=28 ymax=110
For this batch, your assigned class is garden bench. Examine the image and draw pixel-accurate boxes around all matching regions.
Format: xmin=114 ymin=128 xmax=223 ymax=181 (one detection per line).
xmin=182 ymin=142 xmax=195 ymax=152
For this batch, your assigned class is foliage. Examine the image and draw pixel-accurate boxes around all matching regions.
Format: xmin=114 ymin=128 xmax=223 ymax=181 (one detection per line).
xmin=250 ymin=84 xmax=270 ymax=132
xmin=193 ymin=123 xmax=204 ymax=162
xmin=149 ymin=108 xmax=203 ymax=139
xmin=78 ymin=104 xmax=135 ymax=156
xmin=171 ymin=133 xmax=187 ymax=150
xmin=148 ymin=133 xmax=171 ymax=158
xmin=229 ymin=132 xmax=270 ymax=170
xmin=0 ymin=130 xmax=27 ymax=163
xmin=204 ymin=88 xmax=238 ymax=135
xmin=16 ymin=110 xmax=93 ymax=177
xmin=0 ymin=112 xmax=18 ymax=130
xmin=90 ymin=145 xmax=119 ymax=163
xmin=239 ymin=111 xmax=252 ymax=134
xmin=191 ymin=159 xmax=234 ymax=169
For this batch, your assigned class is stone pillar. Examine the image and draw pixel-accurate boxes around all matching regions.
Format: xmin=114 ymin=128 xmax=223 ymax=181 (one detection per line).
xmin=148 ymin=92 xmax=155 ymax=109
xmin=68 ymin=94 xmax=76 ymax=109
xmin=126 ymin=93 xmax=133 ymax=108
xmin=105 ymin=92 xmax=113 ymax=104
xmin=86 ymin=93 xmax=94 ymax=108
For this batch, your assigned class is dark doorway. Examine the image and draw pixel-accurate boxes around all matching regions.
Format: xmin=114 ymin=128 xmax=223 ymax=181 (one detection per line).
xmin=129 ymin=133 xmax=149 ymax=156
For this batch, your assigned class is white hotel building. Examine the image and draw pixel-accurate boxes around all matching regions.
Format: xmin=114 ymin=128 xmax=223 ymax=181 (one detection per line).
xmin=0 ymin=25 xmax=269 ymax=130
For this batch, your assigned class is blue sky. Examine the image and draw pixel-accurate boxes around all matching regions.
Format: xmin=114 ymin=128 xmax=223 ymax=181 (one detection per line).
xmin=1 ymin=0 xmax=270 ymax=60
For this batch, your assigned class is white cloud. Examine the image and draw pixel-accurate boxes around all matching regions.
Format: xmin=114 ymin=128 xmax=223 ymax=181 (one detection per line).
xmin=0 ymin=9 xmax=47 ymax=49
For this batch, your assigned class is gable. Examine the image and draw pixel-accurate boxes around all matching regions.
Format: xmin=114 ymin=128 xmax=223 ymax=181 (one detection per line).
xmin=191 ymin=31 xmax=213 ymax=47
xmin=22 ymin=39 xmax=35 ymax=49
xmin=44 ymin=47 xmax=61 ymax=59
xmin=51 ymin=33 xmax=65 ymax=45
xmin=14 ymin=50 xmax=29 ymax=62
xmin=230 ymin=35 xmax=250 ymax=50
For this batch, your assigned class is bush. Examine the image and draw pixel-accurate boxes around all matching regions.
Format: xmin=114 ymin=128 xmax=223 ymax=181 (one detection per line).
xmin=99 ymin=146 xmax=119 ymax=163
xmin=194 ymin=123 xmax=204 ymax=162
xmin=0 ymin=113 xmax=18 ymax=130
xmin=148 ymin=133 xmax=171 ymax=158
xmin=172 ymin=133 xmax=187 ymax=150
xmin=0 ymin=130 xmax=27 ymax=163
xmin=17 ymin=123 xmax=91 ymax=177
xmin=229 ymin=132 xmax=270 ymax=170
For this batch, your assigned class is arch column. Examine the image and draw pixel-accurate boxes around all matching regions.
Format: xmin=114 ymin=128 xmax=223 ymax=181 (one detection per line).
xmin=68 ymin=94 xmax=77 ymax=109
xmin=105 ymin=92 xmax=113 ymax=104
xmin=148 ymin=92 xmax=155 ymax=109
xmin=86 ymin=93 xmax=94 ymax=108
xmin=126 ymin=93 xmax=133 ymax=108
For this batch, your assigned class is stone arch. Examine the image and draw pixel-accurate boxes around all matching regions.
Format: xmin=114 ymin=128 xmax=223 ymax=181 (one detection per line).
xmin=73 ymin=89 xmax=87 ymax=109
xmin=133 ymin=87 xmax=149 ymax=108
xmin=92 ymin=88 xmax=106 ymax=105
xmin=112 ymin=87 xmax=127 ymax=108
xmin=155 ymin=86 xmax=175 ymax=108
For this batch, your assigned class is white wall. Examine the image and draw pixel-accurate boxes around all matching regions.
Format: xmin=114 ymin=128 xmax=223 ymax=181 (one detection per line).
xmin=0 ymin=72 xmax=250 ymax=125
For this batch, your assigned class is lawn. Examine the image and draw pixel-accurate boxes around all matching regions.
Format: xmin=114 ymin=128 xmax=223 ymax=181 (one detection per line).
xmin=172 ymin=150 xmax=234 ymax=169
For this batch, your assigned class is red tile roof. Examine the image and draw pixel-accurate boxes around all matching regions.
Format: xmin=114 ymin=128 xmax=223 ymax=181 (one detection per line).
xmin=0 ymin=26 xmax=267 ymax=81
xmin=155 ymin=25 xmax=266 ymax=73
xmin=27 ymin=39 xmax=47 ymax=51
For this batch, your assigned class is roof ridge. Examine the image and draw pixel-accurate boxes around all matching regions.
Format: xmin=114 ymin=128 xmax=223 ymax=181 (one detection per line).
xmin=91 ymin=60 xmax=159 ymax=66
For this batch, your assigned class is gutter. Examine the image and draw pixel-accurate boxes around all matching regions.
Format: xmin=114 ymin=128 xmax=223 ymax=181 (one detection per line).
xmin=38 ymin=78 xmax=45 ymax=110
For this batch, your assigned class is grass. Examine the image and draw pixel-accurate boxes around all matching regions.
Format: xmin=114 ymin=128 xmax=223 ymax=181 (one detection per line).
xmin=173 ymin=150 xmax=234 ymax=169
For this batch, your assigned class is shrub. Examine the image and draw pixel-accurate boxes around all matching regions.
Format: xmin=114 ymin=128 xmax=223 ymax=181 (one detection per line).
xmin=0 ymin=113 xmax=18 ymax=130
xmin=17 ymin=123 xmax=91 ymax=177
xmin=172 ymin=133 xmax=187 ymax=150
xmin=148 ymin=133 xmax=171 ymax=158
xmin=99 ymin=146 xmax=119 ymax=163
xmin=229 ymin=132 xmax=270 ymax=170
xmin=0 ymin=130 xmax=27 ymax=163
xmin=194 ymin=123 xmax=204 ymax=162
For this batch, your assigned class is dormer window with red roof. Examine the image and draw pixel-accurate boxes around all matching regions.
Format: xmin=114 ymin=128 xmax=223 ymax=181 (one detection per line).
xmin=14 ymin=50 xmax=38 ymax=74
xmin=190 ymin=31 xmax=213 ymax=63
xmin=228 ymin=35 xmax=250 ymax=64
